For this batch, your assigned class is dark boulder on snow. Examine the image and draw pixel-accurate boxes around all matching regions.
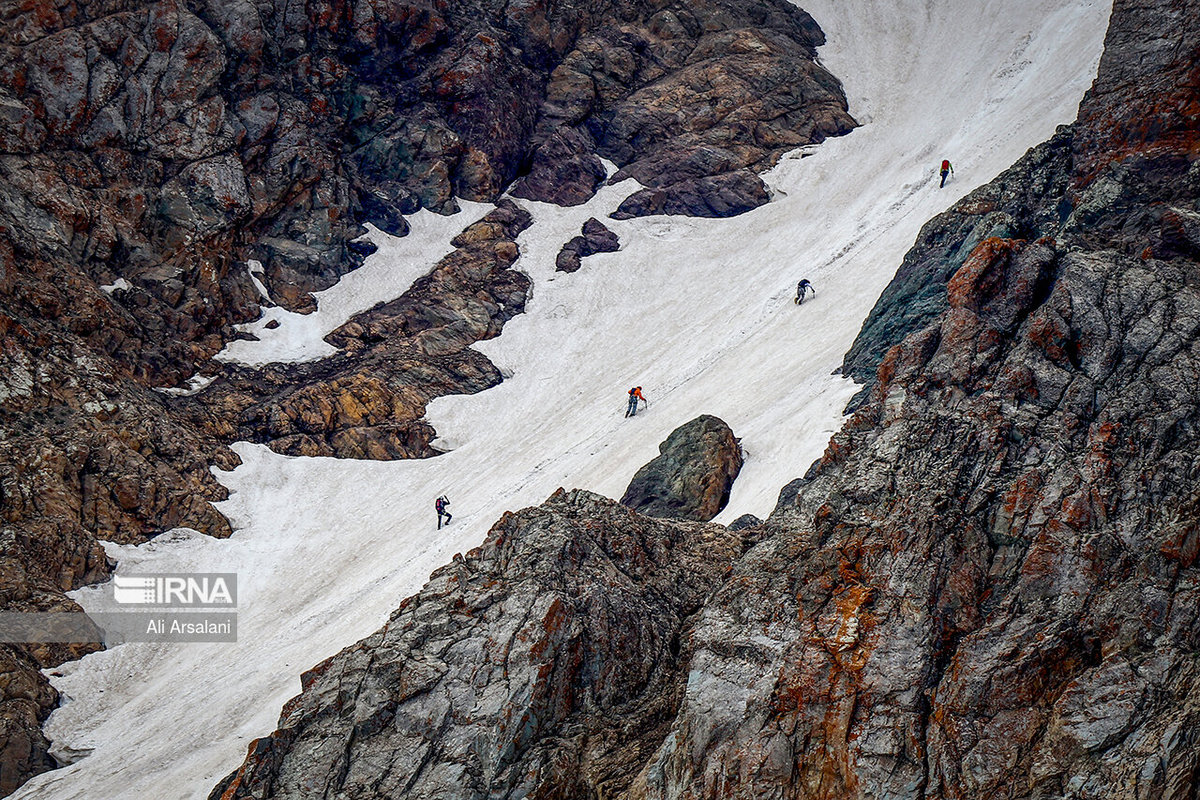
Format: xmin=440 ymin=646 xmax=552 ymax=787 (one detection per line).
xmin=555 ymin=218 xmax=621 ymax=273
xmin=620 ymin=415 xmax=743 ymax=522
xmin=508 ymin=127 xmax=610 ymax=207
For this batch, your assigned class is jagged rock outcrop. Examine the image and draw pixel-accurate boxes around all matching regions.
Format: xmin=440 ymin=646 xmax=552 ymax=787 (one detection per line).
xmin=0 ymin=647 xmax=58 ymax=798
xmin=726 ymin=513 xmax=762 ymax=532
xmin=843 ymin=0 xmax=1200 ymax=409
xmin=639 ymin=237 xmax=1200 ymax=798
xmin=507 ymin=1 xmax=856 ymax=213
xmin=213 ymin=1 xmax=1200 ymax=797
xmin=839 ymin=131 xmax=1075 ymax=409
xmin=211 ymin=490 xmax=748 ymax=800
xmin=620 ymin=415 xmax=743 ymax=522
xmin=555 ymin=217 xmax=620 ymax=273
xmin=2 ymin=0 xmax=853 ymax=334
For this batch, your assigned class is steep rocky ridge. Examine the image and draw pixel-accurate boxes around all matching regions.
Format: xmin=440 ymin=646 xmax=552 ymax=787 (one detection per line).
xmin=843 ymin=0 xmax=1200 ymax=404
xmin=210 ymin=490 xmax=748 ymax=799
xmin=642 ymin=239 xmax=1200 ymax=797
xmin=212 ymin=1 xmax=1200 ymax=797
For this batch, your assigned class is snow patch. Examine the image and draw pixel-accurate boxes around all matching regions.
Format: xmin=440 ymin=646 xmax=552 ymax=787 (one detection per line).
xmin=155 ymin=374 xmax=216 ymax=397
xmin=216 ymin=202 xmax=494 ymax=366
xmin=98 ymin=278 xmax=131 ymax=294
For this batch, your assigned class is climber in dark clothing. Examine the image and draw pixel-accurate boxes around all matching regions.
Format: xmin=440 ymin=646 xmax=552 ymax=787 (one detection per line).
xmin=435 ymin=495 xmax=452 ymax=529
xmin=794 ymin=278 xmax=814 ymax=305
xmin=626 ymin=386 xmax=647 ymax=417
xmin=940 ymin=159 xmax=954 ymax=188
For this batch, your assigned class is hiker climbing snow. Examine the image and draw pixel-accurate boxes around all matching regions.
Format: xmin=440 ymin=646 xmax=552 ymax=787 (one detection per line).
xmin=794 ymin=278 xmax=814 ymax=305
xmin=626 ymin=386 xmax=647 ymax=417
xmin=939 ymin=159 xmax=954 ymax=188
xmin=435 ymin=495 xmax=452 ymax=529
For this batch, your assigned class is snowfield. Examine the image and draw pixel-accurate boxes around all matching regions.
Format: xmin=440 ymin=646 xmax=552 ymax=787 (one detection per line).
xmin=17 ymin=1 xmax=1112 ymax=798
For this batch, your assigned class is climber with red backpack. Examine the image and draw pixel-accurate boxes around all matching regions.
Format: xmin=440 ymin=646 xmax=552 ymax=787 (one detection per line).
xmin=435 ymin=495 xmax=452 ymax=529
xmin=940 ymin=159 xmax=954 ymax=188
xmin=626 ymin=386 xmax=647 ymax=417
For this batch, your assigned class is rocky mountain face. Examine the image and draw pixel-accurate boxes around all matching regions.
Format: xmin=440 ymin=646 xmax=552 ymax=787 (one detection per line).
xmin=1 ymin=0 xmax=854 ymax=792
xmin=211 ymin=1 xmax=1200 ymax=797
xmin=211 ymin=490 xmax=750 ymax=800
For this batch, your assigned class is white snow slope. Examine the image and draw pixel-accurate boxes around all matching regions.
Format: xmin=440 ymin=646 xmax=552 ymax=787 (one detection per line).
xmin=17 ymin=2 xmax=1111 ymax=798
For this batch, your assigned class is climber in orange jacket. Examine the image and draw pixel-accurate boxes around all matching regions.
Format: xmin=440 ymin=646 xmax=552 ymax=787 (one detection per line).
xmin=625 ymin=386 xmax=647 ymax=417
xmin=940 ymin=159 xmax=954 ymax=188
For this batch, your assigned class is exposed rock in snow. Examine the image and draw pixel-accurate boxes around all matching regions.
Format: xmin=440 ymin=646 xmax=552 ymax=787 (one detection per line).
xmin=610 ymin=169 xmax=772 ymax=219
xmin=186 ymin=201 xmax=533 ymax=460
xmin=555 ymin=218 xmax=621 ymax=273
xmin=620 ymin=415 xmax=744 ymax=522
